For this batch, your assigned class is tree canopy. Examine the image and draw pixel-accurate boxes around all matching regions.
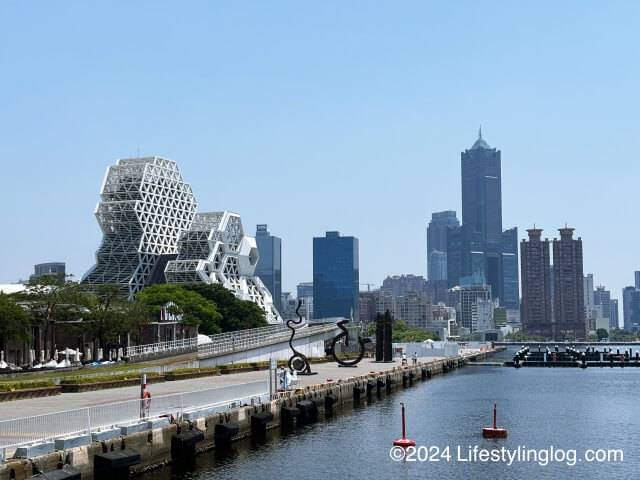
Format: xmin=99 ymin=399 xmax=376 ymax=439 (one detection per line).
xmin=81 ymin=284 xmax=152 ymax=349
xmin=0 ymin=293 xmax=31 ymax=341
xmin=366 ymin=318 xmax=440 ymax=342
xmin=12 ymin=274 xmax=85 ymax=350
xmin=135 ymin=284 xmax=223 ymax=335
xmin=182 ymin=283 xmax=267 ymax=332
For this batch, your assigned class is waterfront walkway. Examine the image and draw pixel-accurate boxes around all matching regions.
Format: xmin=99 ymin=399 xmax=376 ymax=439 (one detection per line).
xmin=0 ymin=348 xmax=490 ymax=421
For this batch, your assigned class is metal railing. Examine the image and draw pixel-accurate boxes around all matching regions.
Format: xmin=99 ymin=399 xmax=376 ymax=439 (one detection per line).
xmin=126 ymin=337 xmax=199 ymax=357
xmin=0 ymin=380 xmax=268 ymax=462
xmin=197 ymin=323 xmax=339 ymax=359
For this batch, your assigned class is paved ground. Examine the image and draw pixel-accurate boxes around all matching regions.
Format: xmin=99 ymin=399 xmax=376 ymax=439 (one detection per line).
xmin=0 ymin=348 xmax=488 ymax=422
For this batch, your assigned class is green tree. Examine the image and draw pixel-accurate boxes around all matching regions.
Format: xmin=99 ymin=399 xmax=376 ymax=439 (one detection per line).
xmin=81 ymin=285 xmax=152 ymax=349
xmin=503 ymin=332 xmax=548 ymax=342
xmin=0 ymin=293 xmax=31 ymax=342
xmin=609 ymin=328 xmax=638 ymax=342
xmin=135 ymin=284 xmax=222 ymax=335
xmin=390 ymin=319 xmax=440 ymax=342
xmin=182 ymin=283 xmax=268 ymax=332
xmin=15 ymin=274 xmax=85 ymax=351
xmin=595 ymin=328 xmax=609 ymax=340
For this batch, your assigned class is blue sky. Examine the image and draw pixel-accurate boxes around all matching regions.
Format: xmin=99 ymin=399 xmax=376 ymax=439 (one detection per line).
xmin=1 ymin=1 xmax=638 ymax=302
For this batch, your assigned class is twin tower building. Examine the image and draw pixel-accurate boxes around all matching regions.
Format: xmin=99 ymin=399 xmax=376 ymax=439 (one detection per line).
xmin=81 ymin=157 xmax=280 ymax=323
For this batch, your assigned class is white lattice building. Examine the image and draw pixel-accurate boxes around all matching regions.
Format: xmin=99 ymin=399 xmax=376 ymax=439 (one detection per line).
xmin=165 ymin=212 xmax=280 ymax=323
xmin=82 ymin=156 xmax=281 ymax=324
xmin=82 ymin=157 xmax=197 ymax=299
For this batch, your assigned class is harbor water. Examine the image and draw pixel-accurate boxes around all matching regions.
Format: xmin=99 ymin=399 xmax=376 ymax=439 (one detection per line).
xmin=141 ymin=348 xmax=639 ymax=479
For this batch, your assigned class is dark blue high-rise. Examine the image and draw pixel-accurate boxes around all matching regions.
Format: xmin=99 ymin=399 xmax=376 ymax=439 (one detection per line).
xmin=313 ymin=231 xmax=359 ymax=322
xmin=255 ymin=224 xmax=282 ymax=314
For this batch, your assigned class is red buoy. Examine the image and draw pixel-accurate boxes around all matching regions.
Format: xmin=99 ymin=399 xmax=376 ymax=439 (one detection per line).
xmin=393 ymin=402 xmax=416 ymax=447
xmin=482 ymin=403 xmax=507 ymax=438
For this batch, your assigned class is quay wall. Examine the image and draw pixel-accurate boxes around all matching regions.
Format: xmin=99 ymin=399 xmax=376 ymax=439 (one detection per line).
xmin=0 ymin=349 xmax=497 ymax=480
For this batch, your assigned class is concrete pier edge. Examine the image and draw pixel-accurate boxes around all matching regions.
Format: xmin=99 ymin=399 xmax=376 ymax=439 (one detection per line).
xmin=0 ymin=349 xmax=499 ymax=480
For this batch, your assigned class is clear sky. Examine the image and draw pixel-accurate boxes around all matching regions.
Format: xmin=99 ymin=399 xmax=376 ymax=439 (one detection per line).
xmin=1 ymin=1 xmax=639 ymax=304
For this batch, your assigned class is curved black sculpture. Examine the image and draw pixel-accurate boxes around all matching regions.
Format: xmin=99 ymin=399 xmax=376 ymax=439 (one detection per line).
xmin=287 ymin=300 xmax=312 ymax=374
xmin=329 ymin=319 xmax=366 ymax=367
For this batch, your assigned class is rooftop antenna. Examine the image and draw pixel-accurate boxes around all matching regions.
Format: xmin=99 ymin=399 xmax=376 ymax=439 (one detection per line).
xmin=478 ymin=125 xmax=483 ymax=139
xmin=137 ymin=145 xmax=140 ymax=158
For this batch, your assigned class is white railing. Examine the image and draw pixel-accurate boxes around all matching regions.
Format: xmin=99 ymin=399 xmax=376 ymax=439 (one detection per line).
xmin=197 ymin=323 xmax=339 ymax=359
xmin=126 ymin=337 xmax=199 ymax=358
xmin=0 ymin=380 xmax=268 ymax=462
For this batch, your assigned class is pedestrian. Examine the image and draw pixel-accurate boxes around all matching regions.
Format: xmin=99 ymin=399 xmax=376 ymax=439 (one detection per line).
xmin=402 ymin=351 xmax=407 ymax=366
xmin=413 ymin=352 xmax=418 ymax=365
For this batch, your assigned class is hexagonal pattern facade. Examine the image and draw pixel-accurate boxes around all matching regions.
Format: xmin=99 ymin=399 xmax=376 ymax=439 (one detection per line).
xmin=165 ymin=212 xmax=280 ymax=323
xmin=82 ymin=157 xmax=197 ymax=299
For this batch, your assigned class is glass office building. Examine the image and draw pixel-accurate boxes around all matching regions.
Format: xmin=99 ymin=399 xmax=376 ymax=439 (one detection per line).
xmin=313 ymin=231 xmax=359 ymax=322
xmin=255 ymin=224 xmax=282 ymax=314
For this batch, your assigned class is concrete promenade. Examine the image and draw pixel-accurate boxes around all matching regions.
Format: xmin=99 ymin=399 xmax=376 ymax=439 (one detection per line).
xmin=0 ymin=348 xmax=489 ymax=422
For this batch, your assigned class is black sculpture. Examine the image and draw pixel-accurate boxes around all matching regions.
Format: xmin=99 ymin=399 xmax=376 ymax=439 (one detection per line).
xmin=328 ymin=318 xmax=366 ymax=367
xmin=287 ymin=300 xmax=313 ymax=374
xmin=374 ymin=310 xmax=394 ymax=362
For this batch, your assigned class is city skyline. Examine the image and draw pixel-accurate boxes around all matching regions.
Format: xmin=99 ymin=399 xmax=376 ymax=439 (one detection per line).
xmin=1 ymin=2 xmax=639 ymax=301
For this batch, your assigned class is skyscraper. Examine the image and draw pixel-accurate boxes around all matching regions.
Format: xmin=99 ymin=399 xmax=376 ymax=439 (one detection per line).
xmin=446 ymin=224 xmax=485 ymax=288
xmin=313 ymin=231 xmax=359 ymax=322
xmin=520 ymin=228 xmax=552 ymax=338
xmin=255 ymin=224 xmax=282 ymax=314
xmin=455 ymin=130 xmax=519 ymax=309
xmin=610 ymin=299 xmax=619 ymax=330
xmin=427 ymin=211 xmax=459 ymax=281
xmin=296 ymin=282 xmax=313 ymax=299
xmin=594 ymin=285 xmax=611 ymax=323
xmin=635 ymin=271 xmax=640 ymax=289
xmin=583 ymin=274 xmax=594 ymax=308
xmin=552 ymin=228 xmax=586 ymax=339
xmin=461 ymin=129 xmax=502 ymax=246
xmin=500 ymin=227 xmax=520 ymax=309
xmin=622 ymin=286 xmax=640 ymax=332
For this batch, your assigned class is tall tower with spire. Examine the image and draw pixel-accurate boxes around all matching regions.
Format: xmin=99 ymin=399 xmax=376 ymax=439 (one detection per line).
xmin=450 ymin=129 xmax=519 ymax=310
xmin=461 ymin=128 xmax=502 ymax=245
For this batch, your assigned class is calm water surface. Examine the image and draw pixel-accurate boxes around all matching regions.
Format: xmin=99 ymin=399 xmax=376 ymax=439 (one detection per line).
xmin=141 ymin=348 xmax=639 ymax=480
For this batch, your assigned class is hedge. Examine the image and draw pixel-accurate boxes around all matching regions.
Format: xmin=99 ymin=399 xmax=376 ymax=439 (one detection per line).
xmin=166 ymin=367 xmax=219 ymax=375
xmin=59 ymin=372 xmax=161 ymax=385
xmin=0 ymin=380 xmax=56 ymax=392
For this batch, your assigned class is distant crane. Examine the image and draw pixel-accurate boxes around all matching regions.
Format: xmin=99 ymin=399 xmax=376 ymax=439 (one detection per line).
xmin=360 ymin=283 xmax=375 ymax=292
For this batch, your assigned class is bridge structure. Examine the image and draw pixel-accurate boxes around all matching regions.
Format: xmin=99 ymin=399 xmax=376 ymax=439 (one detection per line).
xmin=126 ymin=323 xmax=341 ymax=366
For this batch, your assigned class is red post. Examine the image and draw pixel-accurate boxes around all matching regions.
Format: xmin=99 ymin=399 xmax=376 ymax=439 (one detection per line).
xmin=140 ymin=373 xmax=147 ymax=419
xmin=400 ymin=402 xmax=406 ymax=439
xmin=493 ymin=403 xmax=497 ymax=429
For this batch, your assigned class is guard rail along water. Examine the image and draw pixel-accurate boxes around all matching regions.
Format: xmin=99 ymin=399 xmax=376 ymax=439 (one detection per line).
xmin=0 ymin=380 xmax=268 ymax=461
xmin=197 ymin=323 xmax=339 ymax=359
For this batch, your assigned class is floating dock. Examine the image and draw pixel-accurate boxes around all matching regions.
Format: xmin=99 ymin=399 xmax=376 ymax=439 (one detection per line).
xmin=506 ymin=346 xmax=640 ymax=368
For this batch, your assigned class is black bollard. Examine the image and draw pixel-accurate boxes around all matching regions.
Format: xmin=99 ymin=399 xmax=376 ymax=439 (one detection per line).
xmin=386 ymin=377 xmax=395 ymax=393
xmin=376 ymin=378 xmax=385 ymax=396
xmin=281 ymin=406 xmax=300 ymax=427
